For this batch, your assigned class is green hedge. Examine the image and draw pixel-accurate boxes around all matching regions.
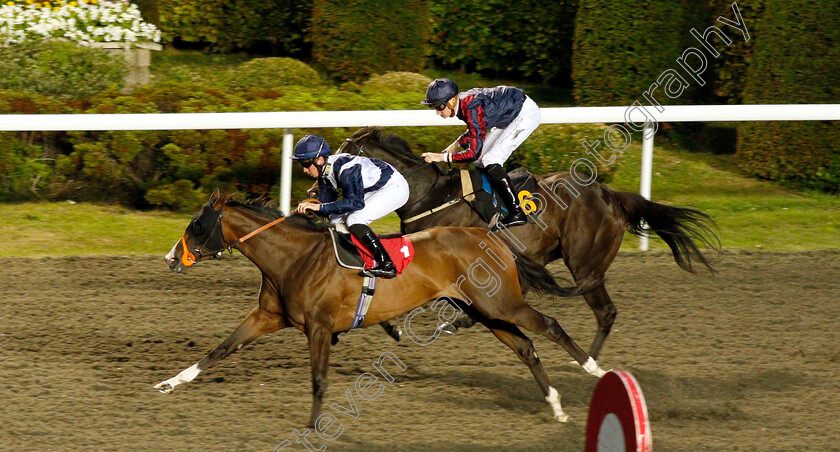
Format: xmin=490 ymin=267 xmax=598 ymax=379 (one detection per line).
xmin=310 ymin=0 xmax=428 ymax=80
xmin=707 ymin=0 xmax=765 ymax=104
xmin=737 ymin=0 xmax=840 ymax=191
xmin=428 ymin=0 xmax=577 ymax=86
xmin=0 ymin=133 xmax=52 ymax=202
xmin=155 ymin=0 xmax=311 ymax=55
xmin=572 ymin=0 xmax=709 ymax=106
xmin=221 ymin=57 xmax=325 ymax=90
xmin=0 ymin=67 xmax=622 ymax=209
xmin=0 ymin=41 xmax=126 ymax=100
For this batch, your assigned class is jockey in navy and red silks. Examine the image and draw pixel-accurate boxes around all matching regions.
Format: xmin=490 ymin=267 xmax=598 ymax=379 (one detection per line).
xmin=420 ymin=78 xmax=541 ymax=229
xmin=292 ymin=134 xmax=409 ymax=278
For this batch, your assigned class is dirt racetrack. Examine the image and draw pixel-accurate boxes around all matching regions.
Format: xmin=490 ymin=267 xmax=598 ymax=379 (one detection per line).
xmin=1 ymin=250 xmax=839 ymax=451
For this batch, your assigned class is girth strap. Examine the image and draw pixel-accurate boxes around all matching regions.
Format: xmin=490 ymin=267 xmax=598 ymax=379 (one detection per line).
xmin=351 ymin=276 xmax=377 ymax=329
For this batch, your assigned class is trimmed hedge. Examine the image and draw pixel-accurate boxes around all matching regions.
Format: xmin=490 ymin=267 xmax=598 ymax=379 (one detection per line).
xmin=0 ymin=41 xmax=126 ymax=100
xmin=362 ymin=72 xmax=432 ymax=93
xmin=155 ymin=0 xmax=311 ymax=55
xmin=572 ymin=0 xmax=709 ymax=106
xmin=222 ymin=57 xmax=325 ymax=90
xmin=310 ymin=0 xmax=428 ymax=80
xmin=737 ymin=0 xmax=840 ymax=191
xmin=707 ymin=0 xmax=765 ymax=104
xmin=428 ymin=0 xmax=577 ymax=86
xmin=0 ymin=65 xmax=622 ymax=209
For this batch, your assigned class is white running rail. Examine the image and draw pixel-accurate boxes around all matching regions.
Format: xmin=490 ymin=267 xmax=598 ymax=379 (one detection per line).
xmin=3 ymin=103 xmax=839 ymax=250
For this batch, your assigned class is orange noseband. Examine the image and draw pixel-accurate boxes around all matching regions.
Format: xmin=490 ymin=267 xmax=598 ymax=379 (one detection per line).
xmin=179 ymin=235 xmax=196 ymax=267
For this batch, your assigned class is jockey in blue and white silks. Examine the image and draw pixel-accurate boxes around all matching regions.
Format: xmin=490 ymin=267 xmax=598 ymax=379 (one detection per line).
xmin=420 ymin=78 xmax=541 ymax=230
xmin=293 ymin=134 xmax=409 ymax=278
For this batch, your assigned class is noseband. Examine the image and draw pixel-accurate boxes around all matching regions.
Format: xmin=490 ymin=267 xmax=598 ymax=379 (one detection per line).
xmin=178 ymin=204 xmax=287 ymax=266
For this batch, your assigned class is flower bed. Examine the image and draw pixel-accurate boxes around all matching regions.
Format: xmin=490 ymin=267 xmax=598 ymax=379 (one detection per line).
xmin=0 ymin=0 xmax=160 ymax=47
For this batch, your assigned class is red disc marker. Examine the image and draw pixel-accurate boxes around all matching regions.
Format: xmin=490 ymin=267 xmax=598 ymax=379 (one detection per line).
xmin=585 ymin=370 xmax=652 ymax=452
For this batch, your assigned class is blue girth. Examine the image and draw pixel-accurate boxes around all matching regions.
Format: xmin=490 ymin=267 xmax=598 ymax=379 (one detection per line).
xmin=351 ymin=276 xmax=377 ymax=329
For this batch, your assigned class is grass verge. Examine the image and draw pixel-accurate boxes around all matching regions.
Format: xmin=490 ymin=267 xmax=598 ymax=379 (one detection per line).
xmin=608 ymin=140 xmax=840 ymax=251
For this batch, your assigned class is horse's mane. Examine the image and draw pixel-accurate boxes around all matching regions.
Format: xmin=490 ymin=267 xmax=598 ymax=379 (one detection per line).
xmin=224 ymin=197 xmax=329 ymax=232
xmin=346 ymin=127 xmax=421 ymax=163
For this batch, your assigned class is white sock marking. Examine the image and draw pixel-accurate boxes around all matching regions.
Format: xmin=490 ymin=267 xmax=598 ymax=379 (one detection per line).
xmin=545 ymin=386 xmax=569 ymax=423
xmin=582 ymin=357 xmax=607 ymax=377
xmin=166 ymin=363 xmax=201 ymax=388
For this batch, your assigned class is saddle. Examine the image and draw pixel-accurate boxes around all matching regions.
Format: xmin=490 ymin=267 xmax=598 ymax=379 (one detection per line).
xmin=328 ymin=228 xmax=415 ymax=334
xmin=463 ymin=167 xmax=539 ymax=226
xmin=327 ymin=228 xmax=414 ymax=277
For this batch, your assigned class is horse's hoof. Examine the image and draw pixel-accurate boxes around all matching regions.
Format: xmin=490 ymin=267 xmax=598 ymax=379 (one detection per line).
xmin=154 ymin=382 xmax=174 ymax=394
xmin=391 ymin=327 xmax=403 ymax=342
xmin=438 ymin=322 xmax=457 ymax=335
xmin=555 ymin=413 xmax=570 ymax=423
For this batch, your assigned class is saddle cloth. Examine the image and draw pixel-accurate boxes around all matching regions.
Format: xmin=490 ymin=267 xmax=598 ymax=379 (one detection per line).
xmin=466 ymin=167 xmax=539 ymax=225
xmin=327 ymin=229 xmax=414 ymax=277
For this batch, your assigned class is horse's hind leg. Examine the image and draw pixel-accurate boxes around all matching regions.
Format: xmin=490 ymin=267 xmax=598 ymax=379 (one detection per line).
xmin=504 ymin=304 xmax=608 ymax=378
xmin=478 ymin=317 xmax=570 ymax=422
xmin=154 ymin=306 xmax=284 ymax=394
xmin=582 ymin=285 xmax=617 ymax=360
xmin=378 ymin=320 xmax=402 ymax=342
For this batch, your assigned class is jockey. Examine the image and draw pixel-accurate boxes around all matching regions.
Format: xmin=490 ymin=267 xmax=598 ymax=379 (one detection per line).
xmin=293 ymin=134 xmax=409 ymax=278
xmin=420 ymin=78 xmax=541 ymax=230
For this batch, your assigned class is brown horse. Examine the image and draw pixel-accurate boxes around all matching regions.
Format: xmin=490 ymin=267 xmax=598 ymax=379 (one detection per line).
xmin=155 ymin=192 xmax=608 ymax=426
xmin=324 ymin=127 xmax=720 ymax=359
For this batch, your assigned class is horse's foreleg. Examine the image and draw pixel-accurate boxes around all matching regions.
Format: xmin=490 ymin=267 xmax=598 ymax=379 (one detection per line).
xmin=154 ymin=306 xmax=285 ymax=394
xmin=307 ymin=324 xmax=332 ymax=428
xmin=582 ymin=285 xmax=617 ymax=360
xmin=481 ymin=318 xmax=570 ymax=423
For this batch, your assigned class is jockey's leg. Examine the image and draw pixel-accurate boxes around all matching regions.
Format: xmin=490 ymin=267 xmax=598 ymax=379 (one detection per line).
xmin=349 ymin=224 xmax=397 ymax=278
xmin=485 ymin=163 xmax=528 ymax=229
xmin=477 ymin=96 xmax=540 ymax=230
xmin=345 ymin=174 xmax=409 ymax=278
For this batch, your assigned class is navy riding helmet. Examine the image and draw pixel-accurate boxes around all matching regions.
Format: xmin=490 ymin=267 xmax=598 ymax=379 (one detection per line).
xmin=421 ymin=78 xmax=459 ymax=107
xmin=292 ymin=134 xmax=331 ymax=160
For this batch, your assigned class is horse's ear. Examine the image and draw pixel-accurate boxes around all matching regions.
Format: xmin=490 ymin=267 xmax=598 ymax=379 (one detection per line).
xmin=208 ymin=188 xmax=220 ymax=203
xmin=208 ymin=188 xmax=225 ymax=208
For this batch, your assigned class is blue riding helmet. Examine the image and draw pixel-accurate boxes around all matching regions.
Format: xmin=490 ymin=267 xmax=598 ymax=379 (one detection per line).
xmin=421 ymin=78 xmax=459 ymax=107
xmin=292 ymin=134 xmax=331 ymax=160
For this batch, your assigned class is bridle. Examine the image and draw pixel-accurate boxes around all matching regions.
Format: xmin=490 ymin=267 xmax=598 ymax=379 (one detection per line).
xmin=177 ymin=203 xmax=287 ymax=267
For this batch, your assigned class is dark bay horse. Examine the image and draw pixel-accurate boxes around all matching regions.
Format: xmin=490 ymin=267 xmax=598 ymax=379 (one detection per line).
xmin=325 ymin=127 xmax=720 ymax=360
xmin=156 ymin=192 xmax=608 ymax=425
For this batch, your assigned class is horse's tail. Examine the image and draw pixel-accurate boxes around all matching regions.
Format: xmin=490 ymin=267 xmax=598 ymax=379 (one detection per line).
xmin=611 ymin=190 xmax=721 ymax=274
xmin=513 ymin=248 xmax=603 ymax=298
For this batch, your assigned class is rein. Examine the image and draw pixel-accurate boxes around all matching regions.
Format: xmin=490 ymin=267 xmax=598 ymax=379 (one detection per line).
xmin=402 ymin=195 xmax=468 ymax=224
xmin=341 ymin=134 xmax=467 ymax=223
xmin=179 ymin=210 xmax=287 ymax=266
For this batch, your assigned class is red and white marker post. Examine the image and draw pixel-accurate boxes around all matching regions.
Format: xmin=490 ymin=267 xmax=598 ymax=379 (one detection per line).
xmin=585 ymin=370 xmax=652 ymax=452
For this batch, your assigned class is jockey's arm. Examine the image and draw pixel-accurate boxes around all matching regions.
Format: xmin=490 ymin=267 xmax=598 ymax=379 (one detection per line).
xmin=443 ymin=139 xmax=462 ymax=154
xmin=447 ymin=100 xmax=485 ymax=164
xmin=318 ymin=179 xmax=338 ymax=204
xmin=318 ymin=165 xmax=365 ymax=215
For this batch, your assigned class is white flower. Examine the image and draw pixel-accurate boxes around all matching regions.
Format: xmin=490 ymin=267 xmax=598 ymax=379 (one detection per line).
xmin=0 ymin=1 xmax=160 ymax=46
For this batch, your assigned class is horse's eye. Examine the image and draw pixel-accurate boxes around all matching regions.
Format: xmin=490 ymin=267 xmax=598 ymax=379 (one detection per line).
xmin=191 ymin=219 xmax=205 ymax=236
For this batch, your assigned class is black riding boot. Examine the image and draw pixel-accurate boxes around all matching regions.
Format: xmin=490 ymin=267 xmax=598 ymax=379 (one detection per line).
xmin=485 ymin=164 xmax=527 ymax=230
xmin=349 ymin=224 xmax=397 ymax=278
